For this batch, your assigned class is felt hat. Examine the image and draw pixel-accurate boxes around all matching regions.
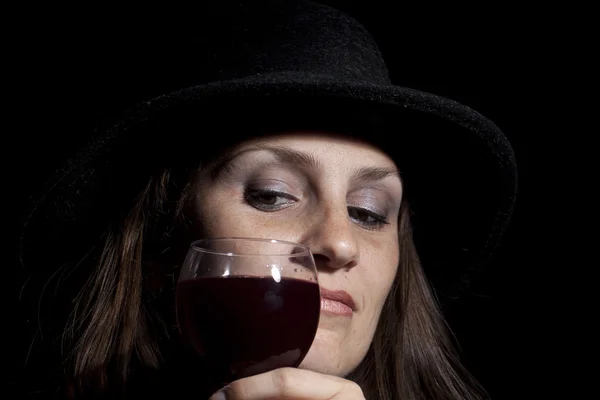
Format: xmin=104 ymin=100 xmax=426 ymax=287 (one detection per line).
xmin=20 ymin=0 xmax=517 ymax=302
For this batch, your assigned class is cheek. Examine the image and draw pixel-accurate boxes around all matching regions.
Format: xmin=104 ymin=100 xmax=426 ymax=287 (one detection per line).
xmin=197 ymin=188 xmax=239 ymax=236
xmin=362 ymin=242 xmax=399 ymax=310
xmin=197 ymin=189 xmax=284 ymax=239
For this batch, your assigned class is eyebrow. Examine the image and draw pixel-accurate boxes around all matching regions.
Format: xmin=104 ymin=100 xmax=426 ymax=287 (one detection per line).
xmin=259 ymin=145 xmax=322 ymax=171
xmin=211 ymin=144 xmax=400 ymax=183
xmin=350 ymin=165 xmax=401 ymax=183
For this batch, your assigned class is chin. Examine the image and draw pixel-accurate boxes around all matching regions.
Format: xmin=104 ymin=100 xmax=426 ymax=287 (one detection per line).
xmin=298 ymin=327 xmax=365 ymax=377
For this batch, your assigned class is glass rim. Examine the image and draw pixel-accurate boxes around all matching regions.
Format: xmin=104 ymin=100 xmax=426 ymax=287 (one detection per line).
xmin=189 ymin=237 xmax=312 ymax=257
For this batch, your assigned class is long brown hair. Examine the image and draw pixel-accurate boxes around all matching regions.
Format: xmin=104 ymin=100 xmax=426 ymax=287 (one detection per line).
xmin=61 ymin=167 xmax=488 ymax=399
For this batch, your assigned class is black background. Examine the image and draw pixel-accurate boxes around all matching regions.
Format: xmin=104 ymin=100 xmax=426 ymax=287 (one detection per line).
xmin=8 ymin=1 xmax=584 ymax=398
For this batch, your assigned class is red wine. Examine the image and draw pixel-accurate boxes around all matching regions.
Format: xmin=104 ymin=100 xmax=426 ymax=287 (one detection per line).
xmin=176 ymin=275 xmax=320 ymax=380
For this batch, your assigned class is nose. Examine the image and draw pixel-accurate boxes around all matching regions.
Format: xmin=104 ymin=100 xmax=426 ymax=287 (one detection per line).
xmin=303 ymin=207 xmax=360 ymax=270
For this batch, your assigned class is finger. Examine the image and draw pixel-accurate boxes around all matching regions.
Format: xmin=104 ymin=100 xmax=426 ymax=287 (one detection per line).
xmin=210 ymin=368 xmax=365 ymax=400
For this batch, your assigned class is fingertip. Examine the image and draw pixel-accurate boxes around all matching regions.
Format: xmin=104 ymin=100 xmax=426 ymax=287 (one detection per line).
xmin=208 ymin=389 xmax=227 ymax=400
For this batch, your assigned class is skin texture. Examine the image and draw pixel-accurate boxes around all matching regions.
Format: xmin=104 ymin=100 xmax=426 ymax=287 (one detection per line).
xmin=195 ymin=133 xmax=402 ymax=398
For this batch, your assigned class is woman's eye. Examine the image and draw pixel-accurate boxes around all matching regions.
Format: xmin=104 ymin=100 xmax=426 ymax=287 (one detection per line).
xmin=348 ymin=206 xmax=389 ymax=229
xmin=245 ymin=189 xmax=298 ymax=211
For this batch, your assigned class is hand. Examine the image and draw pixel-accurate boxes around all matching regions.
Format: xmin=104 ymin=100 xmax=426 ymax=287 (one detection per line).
xmin=209 ymin=367 xmax=366 ymax=399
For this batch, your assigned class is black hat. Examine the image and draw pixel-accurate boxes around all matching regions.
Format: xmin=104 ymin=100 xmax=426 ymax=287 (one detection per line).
xmin=20 ymin=0 xmax=517 ymax=302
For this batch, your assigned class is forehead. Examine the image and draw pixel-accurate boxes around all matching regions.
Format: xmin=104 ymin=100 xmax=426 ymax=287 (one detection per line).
xmin=232 ymin=131 xmax=397 ymax=168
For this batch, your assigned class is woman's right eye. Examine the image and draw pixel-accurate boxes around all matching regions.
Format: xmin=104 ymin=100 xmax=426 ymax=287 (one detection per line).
xmin=244 ymin=189 xmax=298 ymax=211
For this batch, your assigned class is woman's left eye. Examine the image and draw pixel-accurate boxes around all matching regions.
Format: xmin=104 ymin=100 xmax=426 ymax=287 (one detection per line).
xmin=348 ymin=206 xmax=389 ymax=229
xmin=245 ymin=189 xmax=298 ymax=211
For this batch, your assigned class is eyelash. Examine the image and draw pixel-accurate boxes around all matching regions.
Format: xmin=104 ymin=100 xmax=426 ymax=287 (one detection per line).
xmin=245 ymin=189 xmax=298 ymax=211
xmin=244 ymin=188 xmax=390 ymax=230
xmin=348 ymin=207 xmax=390 ymax=229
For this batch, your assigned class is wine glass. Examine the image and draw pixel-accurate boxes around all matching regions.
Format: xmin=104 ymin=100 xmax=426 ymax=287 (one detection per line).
xmin=176 ymin=237 xmax=320 ymax=385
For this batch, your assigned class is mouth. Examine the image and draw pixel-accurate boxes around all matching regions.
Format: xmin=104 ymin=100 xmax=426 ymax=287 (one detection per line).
xmin=319 ymin=287 xmax=356 ymax=317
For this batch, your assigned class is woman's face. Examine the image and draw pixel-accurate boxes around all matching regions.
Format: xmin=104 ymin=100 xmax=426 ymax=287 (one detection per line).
xmin=194 ymin=133 xmax=402 ymax=377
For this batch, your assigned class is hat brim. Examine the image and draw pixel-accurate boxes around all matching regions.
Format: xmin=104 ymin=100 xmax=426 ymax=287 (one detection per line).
xmin=20 ymin=72 xmax=517 ymax=301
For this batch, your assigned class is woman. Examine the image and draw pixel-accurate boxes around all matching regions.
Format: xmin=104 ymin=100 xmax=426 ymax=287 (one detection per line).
xmin=19 ymin=1 xmax=517 ymax=399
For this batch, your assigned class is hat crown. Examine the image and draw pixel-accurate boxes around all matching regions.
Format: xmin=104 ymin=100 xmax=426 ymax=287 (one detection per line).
xmin=195 ymin=1 xmax=392 ymax=85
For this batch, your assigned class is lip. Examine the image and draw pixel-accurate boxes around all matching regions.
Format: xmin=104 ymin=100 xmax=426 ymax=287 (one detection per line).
xmin=320 ymin=287 xmax=356 ymax=316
